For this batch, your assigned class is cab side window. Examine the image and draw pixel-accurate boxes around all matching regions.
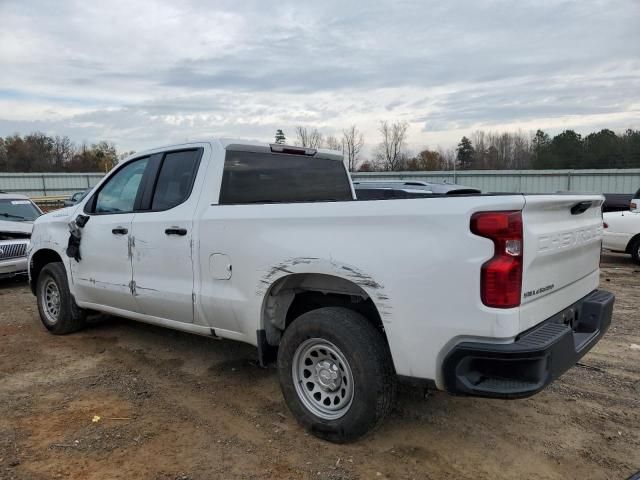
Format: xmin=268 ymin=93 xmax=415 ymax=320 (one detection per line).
xmin=94 ymin=158 xmax=148 ymax=214
xmin=150 ymin=150 xmax=200 ymax=211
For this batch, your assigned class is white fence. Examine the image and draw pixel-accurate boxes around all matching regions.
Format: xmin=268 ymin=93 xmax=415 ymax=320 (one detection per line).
xmin=351 ymin=169 xmax=640 ymax=194
xmin=1 ymin=169 xmax=639 ymax=197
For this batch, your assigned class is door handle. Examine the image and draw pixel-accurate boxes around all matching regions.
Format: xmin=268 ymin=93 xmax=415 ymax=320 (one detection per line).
xmin=165 ymin=227 xmax=187 ymax=236
xmin=112 ymin=227 xmax=128 ymax=235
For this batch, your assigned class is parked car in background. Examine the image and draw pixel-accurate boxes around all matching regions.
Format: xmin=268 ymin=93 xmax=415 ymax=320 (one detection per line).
xmin=29 ymin=139 xmax=613 ymax=442
xmin=353 ymin=180 xmax=480 ymax=200
xmin=63 ymin=189 xmax=90 ymax=207
xmin=602 ymin=193 xmax=633 ymax=212
xmin=631 ymin=187 xmax=640 ymax=213
xmin=603 ymin=210 xmax=640 ymax=263
xmin=0 ymin=193 xmax=43 ymax=277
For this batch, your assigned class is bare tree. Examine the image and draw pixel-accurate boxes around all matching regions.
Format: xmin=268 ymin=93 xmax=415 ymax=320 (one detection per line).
xmin=471 ymin=130 xmax=487 ymax=169
xmin=324 ymin=135 xmax=342 ymax=152
xmin=475 ymin=130 xmax=534 ymax=170
xmin=342 ymin=125 xmax=364 ymax=172
xmin=437 ymin=147 xmax=456 ymax=170
xmin=295 ymin=126 xmax=324 ymax=148
xmin=52 ymin=135 xmax=74 ymax=169
xmin=375 ymin=121 xmax=409 ymax=171
xmin=0 ymin=137 xmax=7 ymax=171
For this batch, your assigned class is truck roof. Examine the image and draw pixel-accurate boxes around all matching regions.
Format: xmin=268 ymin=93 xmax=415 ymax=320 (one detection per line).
xmin=122 ymin=138 xmax=343 ymax=163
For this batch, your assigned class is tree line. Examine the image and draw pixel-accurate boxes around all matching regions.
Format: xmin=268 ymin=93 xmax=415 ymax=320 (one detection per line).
xmin=0 ymin=133 xmax=131 ymax=172
xmin=454 ymin=128 xmax=640 ymax=171
xmin=2 ymin=126 xmax=639 ymax=173
xmin=280 ymin=125 xmax=640 ymax=172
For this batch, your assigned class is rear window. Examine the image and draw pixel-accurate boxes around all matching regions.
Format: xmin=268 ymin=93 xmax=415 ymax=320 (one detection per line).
xmin=219 ymin=151 xmax=352 ymax=205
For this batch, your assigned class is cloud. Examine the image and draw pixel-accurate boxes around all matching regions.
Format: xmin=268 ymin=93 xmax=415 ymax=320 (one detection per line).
xmin=0 ymin=0 xmax=638 ymax=154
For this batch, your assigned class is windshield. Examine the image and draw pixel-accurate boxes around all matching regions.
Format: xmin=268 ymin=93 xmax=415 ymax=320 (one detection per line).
xmin=0 ymin=199 xmax=42 ymax=221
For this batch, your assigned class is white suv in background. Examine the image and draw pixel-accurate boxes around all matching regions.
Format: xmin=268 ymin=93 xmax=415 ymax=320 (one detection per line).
xmin=603 ymin=195 xmax=640 ymax=264
xmin=0 ymin=193 xmax=43 ymax=278
xmin=631 ymin=188 xmax=640 ymax=213
xmin=602 ymin=209 xmax=640 ymax=263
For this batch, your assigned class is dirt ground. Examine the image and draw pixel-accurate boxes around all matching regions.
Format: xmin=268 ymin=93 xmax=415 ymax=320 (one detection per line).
xmin=0 ymin=254 xmax=638 ymax=480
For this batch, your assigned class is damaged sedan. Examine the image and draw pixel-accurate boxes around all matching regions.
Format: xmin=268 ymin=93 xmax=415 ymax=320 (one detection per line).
xmin=0 ymin=193 xmax=43 ymax=278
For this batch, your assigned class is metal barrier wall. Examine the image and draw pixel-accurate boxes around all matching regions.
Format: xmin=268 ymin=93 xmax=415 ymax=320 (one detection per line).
xmin=351 ymin=169 xmax=640 ymax=194
xmin=0 ymin=173 xmax=104 ymax=197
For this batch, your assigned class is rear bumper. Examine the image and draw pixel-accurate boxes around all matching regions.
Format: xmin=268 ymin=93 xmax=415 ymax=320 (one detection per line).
xmin=442 ymin=289 xmax=614 ymax=399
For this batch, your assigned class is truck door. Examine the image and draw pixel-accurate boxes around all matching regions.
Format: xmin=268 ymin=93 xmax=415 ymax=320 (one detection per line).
xmin=71 ymin=157 xmax=149 ymax=312
xmin=129 ymin=147 xmax=205 ymax=323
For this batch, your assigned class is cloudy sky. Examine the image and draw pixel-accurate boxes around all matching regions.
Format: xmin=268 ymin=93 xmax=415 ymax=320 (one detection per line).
xmin=0 ymin=0 xmax=638 ymax=155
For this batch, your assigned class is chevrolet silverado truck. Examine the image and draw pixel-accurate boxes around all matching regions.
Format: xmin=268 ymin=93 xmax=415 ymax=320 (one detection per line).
xmin=28 ymin=139 xmax=614 ymax=442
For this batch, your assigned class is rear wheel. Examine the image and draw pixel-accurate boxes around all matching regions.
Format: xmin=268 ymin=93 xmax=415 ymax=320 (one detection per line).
xmin=630 ymin=238 xmax=640 ymax=264
xmin=36 ymin=262 xmax=86 ymax=334
xmin=278 ymin=307 xmax=396 ymax=443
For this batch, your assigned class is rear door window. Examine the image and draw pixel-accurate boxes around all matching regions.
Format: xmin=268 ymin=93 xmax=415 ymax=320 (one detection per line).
xmin=219 ymin=151 xmax=352 ymax=204
xmin=150 ymin=150 xmax=201 ymax=211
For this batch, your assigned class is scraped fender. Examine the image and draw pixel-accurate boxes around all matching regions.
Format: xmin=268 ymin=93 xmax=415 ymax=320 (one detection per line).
xmin=257 ymin=256 xmax=392 ymax=318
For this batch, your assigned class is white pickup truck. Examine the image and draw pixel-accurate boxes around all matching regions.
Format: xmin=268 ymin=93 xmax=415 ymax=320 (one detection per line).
xmin=28 ymin=139 xmax=614 ymax=442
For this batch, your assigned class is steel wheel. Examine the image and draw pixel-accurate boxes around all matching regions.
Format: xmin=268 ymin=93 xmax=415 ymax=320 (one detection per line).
xmin=292 ymin=338 xmax=354 ymax=420
xmin=42 ymin=278 xmax=61 ymax=324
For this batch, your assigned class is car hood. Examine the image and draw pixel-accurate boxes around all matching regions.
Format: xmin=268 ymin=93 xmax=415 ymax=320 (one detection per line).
xmin=0 ymin=219 xmax=34 ymax=236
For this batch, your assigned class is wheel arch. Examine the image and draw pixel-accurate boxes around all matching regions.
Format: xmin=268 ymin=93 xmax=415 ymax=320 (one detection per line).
xmin=29 ymin=248 xmax=64 ymax=294
xmin=625 ymin=233 xmax=640 ymax=253
xmin=258 ymin=271 xmax=390 ymax=365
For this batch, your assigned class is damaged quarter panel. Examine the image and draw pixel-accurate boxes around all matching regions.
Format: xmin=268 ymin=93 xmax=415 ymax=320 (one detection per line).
xmin=195 ymin=193 xmax=526 ymax=380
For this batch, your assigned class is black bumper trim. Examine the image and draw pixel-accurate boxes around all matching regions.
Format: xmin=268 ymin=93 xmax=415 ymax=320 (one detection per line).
xmin=442 ymin=289 xmax=614 ymax=399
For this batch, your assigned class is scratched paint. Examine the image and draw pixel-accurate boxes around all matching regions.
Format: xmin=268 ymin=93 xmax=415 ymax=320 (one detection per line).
xmin=257 ymin=256 xmax=392 ymax=317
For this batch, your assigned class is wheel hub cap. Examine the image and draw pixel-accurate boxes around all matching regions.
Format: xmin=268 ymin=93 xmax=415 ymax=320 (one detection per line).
xmin=292 ymin=338 xmax=354 ymax=420
xmin=43 ymin=279 xmax=60 ymax=323
xmin=315 ymin=360 xmax=341 ymax=391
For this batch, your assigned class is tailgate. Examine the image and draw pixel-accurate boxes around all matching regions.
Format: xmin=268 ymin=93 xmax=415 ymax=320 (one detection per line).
xmin=521 ymin=194 xmax=604 ymax=305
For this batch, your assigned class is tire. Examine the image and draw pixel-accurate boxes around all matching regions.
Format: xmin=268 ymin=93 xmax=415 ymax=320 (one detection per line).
xmin=278 ymin=307 xmax=396 ymax=443
xmin=36 ymin=262 xmax=86 ymax=334
xmin=630 ymin=238 xmax=640 ymax=265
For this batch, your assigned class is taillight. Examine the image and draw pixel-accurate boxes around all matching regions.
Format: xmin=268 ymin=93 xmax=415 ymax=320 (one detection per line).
xmin=603 ymin=222 xmax=609 ymax=229
xmin=470 ymin=211 xmax=523 ymax=308
xmin=631 ymin=202 xmax=637 ymax=211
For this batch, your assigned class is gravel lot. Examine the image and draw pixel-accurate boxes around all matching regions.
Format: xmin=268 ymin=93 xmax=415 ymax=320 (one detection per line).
xmin=1 ymin=253 xmax=638 ymax=480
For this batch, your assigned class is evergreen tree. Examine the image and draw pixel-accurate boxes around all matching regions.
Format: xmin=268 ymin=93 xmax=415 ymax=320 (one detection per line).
xmin=274 ymin=129 xmax=286 ymax=144
xmin=456 ymin=136 xmax=475 ymax=170
xmin=532 ymin=129 xmax=552 ymax=168
xmin=584 ymin=129 xmax=623 ymax=168
xmin=550 ymin=130 xmax=583 ymax=169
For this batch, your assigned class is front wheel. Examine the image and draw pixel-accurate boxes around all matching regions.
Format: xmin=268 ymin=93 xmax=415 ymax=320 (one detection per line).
xmin=36 ymin=262 xmax=86 ymax=334
xmin=278 ymin=307 xmax=396 ymax=443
